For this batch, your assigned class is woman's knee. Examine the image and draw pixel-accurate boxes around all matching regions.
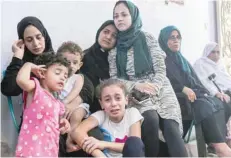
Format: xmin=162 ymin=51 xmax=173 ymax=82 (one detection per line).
xmin=142 ymin=110 xmax=159 ymax=129
xmin=161 ymin=119 xmax=181 ymax=138
xmin=123 ymin=136 xmax=145 ymax=157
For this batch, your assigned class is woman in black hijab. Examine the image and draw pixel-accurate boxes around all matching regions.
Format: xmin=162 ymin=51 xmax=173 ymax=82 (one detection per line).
xmin=81 ymin=20 xmax=117 ymax=113
xmin=1 ymin=16 xmax=53 ymax=96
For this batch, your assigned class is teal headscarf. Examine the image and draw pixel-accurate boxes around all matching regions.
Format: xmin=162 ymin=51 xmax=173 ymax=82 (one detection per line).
xmin=114 ymin=1 xmax=153 ymax=79
xmin=158 ymin=25 xmax=191 ymax=74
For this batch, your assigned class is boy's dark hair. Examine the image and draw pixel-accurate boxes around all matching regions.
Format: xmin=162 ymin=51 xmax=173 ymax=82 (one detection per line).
xmin=98 ymin=78 xmax=128 ymax=99
xmin=34 ymin=51 xmax=72 ymax=77
xmin=57 ymin=41 xmax=84 ymax=60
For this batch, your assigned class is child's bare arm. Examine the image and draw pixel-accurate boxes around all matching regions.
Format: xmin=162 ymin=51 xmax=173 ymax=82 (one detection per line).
xmin=69 ymin=108 xmax=86 ymax=127
xmin=71 ymin=116 xmax=106 ymax=157
xmin=16 ymin=62 xmax=37 ymax=92
xmin=71 ymin=116 xmax=98 ymax=145
xmin=84 ymin=121 xmax=141 ymax=155
xmin=91 ymin=149 xmax=106 ymax=157
xmin=63 ymin=74 xmax=84 ymax=104
xmin=129 ymin=121 xmax=142 ymax=138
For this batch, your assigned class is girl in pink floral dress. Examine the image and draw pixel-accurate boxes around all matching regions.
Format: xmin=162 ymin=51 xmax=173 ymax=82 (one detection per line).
xmin=15 ymin=53 xmax=71 ymax=157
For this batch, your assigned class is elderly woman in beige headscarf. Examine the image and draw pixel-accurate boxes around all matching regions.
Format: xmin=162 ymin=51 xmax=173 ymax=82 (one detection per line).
xmin=193 ymin=42 xmax=231 ymax=102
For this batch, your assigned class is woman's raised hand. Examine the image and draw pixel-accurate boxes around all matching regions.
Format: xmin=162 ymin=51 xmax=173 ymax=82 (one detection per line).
xmin=12 ymin=40 xmax=25 ymax=59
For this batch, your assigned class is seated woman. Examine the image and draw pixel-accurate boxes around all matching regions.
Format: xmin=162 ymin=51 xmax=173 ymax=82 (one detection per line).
xmin=158 ymin=25 xmax=231 ymax=157
xmin=108 ymin=1 xmax=187 ymax=157
xmin=81 ymin=20 xmax=117 ymax=113
xmin=1 ymin=16 xmax=53 ymax=97
xmin=194 ymin=42 xmax=231 ymax=147
xmin=193 ymin=42 xmax=231 ymax=101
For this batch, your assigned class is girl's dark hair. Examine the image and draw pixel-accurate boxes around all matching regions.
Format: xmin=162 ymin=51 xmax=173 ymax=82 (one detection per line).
xmin=98 ymin=78 xmax=128 ymax=99
xmin=34 ymin=52 xmax=72 ymax=77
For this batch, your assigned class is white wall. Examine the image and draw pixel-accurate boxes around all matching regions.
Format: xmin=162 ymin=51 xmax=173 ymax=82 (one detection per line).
xmin=1 ymin=0 xmax=215 ymax=150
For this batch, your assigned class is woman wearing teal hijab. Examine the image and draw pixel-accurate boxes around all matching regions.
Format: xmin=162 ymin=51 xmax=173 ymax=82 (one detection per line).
xmin=108 ymin=1 xmax=188 ymax=157
xmin=159 ymin=25 xmax=231 ymax=157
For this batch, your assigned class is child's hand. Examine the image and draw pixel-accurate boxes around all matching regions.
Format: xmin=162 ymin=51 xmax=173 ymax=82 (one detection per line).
xmin=59 ymin=118 xmax=71 ymax=134
xmin=12 ymin=40 xmax=25 ymax=59
xmin=81 ymin=137 xmax=105 ymax=154
xmin=30 ymin=64 xmax=46 ymax=78
xmin=64 ymin=107 xmax=75 ymax=120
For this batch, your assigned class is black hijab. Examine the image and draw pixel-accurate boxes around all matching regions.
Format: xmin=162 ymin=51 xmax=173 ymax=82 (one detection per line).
xmin=81 ymin=20 xmax=115 ymax=86
xmin=17 ymin=16 xmax=53 ymax=62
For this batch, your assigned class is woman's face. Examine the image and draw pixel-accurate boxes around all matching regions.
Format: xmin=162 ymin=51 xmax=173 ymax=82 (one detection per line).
xmin=113 ymin=3 xmax=132 ymax=32
xmin=98 ymin=24 xmax=117 ymax=50
xmin=207 ymin=45 xmax=220 ymax=63
xmin=167 ymin=30 xmax=181 ymax=53
xmin=23 ymin=25 xmax=45 ymax=55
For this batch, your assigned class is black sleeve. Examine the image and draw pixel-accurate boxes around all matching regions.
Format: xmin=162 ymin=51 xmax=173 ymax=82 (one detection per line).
xmin=165 ymin=61 xmax=185 ymax=93
xmin=1 ymin=57 xmax=24 ymax=96
xmin=79 ymin=75 xmax=94 ymax=105
xmin=167 ymin=70 xmax=184 ymax=93
xmin=80 ymin=54 xmax=100 ymax=87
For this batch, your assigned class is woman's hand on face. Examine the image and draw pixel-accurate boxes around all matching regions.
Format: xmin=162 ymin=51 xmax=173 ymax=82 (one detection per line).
xmin=135 ymin=82 xmax=157 ymax=95
xmin=182 ymin=87 xmax=197 ymax=102
xmin=12 ymin=40 xmax=25 ymax=59
xmin=81 ymin=137 xmax=105 ymax=154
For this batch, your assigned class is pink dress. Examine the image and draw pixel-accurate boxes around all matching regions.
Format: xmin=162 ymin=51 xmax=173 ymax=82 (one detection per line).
xmin=15 ymin=77 xmax=65 ymax=157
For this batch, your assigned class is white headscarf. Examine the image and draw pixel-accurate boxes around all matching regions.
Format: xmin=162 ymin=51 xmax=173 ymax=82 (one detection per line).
xmin=202 ymin=42 xmax=218 ymax=57
xmin=193 ymin=42 xmax=231 ymax=96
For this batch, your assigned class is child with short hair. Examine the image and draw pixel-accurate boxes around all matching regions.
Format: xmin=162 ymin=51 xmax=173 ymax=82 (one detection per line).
xmin=57 ymin=41 xmax=90 ymax=125
xmin=15 ymin=52 xmax=71 ymax=157
xmin=57 ymin=41 xmax=92 ymax=153
xmin=70 ymin=78 xmax=144 ymax=157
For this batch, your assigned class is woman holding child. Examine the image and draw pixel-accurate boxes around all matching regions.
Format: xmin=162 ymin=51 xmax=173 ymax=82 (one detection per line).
xmin=76 ymin=1 xmax=187 ymax=157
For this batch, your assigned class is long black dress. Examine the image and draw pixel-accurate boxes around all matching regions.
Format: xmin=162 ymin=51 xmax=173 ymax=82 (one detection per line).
xmin=165 ymin=54 xmax=228 ymax=143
